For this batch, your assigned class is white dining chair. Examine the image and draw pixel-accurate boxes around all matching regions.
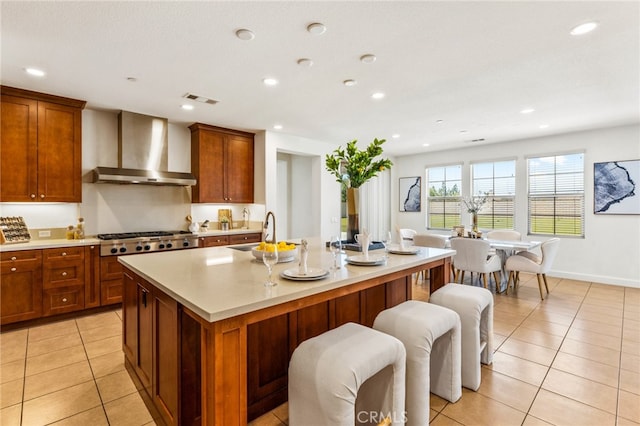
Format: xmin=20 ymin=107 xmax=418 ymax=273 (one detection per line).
xmin=485 ymin=229 xmax=521 ymax=241
xmin=505 ymin=238 xmax=560 ymax=300
xmin=450 ymin=238 xmax=502 ymax=290
xmin=399 ymin=228 xmax=417 ymax=243
xmin=413 ymin=234 xmax=453 ymax=284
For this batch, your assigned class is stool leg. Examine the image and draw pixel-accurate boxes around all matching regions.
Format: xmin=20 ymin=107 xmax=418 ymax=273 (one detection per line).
xmin=536 ymin=273 xmax=545 ymax=300
xmin=542 ymin=274 xmax=550 ymax=294
xmin=506 ymin=271 xmax=513 ymax=295
xmin=482 ymin=273 xmax=488 ymax=289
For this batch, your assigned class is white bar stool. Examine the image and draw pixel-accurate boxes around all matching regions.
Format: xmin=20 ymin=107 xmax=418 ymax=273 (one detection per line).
xmin=373 ymin=301 xmax=461 ymax=426
xmin=429 ymin=283 xmax=494 ymax=391
xmin=288 ymin=322 xmax=406 ymax=425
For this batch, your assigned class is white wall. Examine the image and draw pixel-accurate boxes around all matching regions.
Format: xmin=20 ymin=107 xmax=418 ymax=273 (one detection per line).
xmin=392 ymin=124 xmax=640 ymax=287
xmin=261 ymin=132 xmax=341 ymax=242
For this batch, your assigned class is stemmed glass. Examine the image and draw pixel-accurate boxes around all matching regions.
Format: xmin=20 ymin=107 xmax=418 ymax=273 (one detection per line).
xmin=329 ymin=236 xmax=341 ymax=270
xmin=262 ymin=243 xmax=279 ymax=287
xmin=381 ymin=231 xmax=392 ymax=254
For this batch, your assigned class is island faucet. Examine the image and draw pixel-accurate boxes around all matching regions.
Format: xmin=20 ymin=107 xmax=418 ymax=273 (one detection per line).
xmin=263 ymin=211 xmax=276 ymax=243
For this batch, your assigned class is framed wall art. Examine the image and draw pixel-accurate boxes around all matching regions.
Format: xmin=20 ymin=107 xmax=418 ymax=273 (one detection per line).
xmin=399 ymin=176 xmax=421 ymax=212
xmin=594 ymin=159 xmax=640 ymax=214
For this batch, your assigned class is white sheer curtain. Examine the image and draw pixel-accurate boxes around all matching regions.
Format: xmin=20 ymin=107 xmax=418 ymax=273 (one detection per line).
xmin=359 ymin=170 xmax=391 ymax=241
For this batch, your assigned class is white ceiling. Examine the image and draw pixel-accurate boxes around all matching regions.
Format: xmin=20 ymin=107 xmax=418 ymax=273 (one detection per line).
xmin=2 ymin=1 xmax=638 ymax=156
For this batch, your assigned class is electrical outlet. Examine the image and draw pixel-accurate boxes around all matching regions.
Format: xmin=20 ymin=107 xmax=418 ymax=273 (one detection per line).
xmin=38 ymin=230 xmax=51 ymax=238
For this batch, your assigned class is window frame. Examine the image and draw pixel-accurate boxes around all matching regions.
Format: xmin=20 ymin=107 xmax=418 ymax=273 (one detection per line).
xmin=527 ymin=152 xmax=585 ymax=237
xmin=471 ymin=159 xmax=516 ymax=230
xmin=426 ymin=163 xmax=463 ymax=230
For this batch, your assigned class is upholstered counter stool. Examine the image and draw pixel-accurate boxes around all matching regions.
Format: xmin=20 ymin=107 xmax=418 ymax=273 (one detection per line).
xmin=429 ymin=283 xmax=494 ymax=391
xmin=373 ymin=301 xmax=461 ymax=426
xmin=288 ymin=322 xmax=406 ymax=425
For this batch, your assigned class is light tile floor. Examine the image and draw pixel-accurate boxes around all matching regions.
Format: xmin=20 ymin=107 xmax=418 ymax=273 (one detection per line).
xmin=1 ymin=274 xmax=639 ymax=425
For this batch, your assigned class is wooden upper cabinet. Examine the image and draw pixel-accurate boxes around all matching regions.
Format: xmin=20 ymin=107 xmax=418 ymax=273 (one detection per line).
xmin=0 ymin=86 xmax=85 ymax=202
xmin=189 ymin=123 xmax=254 ymax=203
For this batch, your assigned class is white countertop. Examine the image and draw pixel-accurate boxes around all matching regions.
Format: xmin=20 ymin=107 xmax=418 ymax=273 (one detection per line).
xmin=119 ymin=237 xmax=456 ymax=323
xmin=0 ymin=238 xmax=101 ymax=251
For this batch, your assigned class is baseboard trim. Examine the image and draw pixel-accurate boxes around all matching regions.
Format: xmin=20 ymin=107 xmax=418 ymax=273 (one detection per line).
xmin=550 ymin=270 xmax=640 ymax=288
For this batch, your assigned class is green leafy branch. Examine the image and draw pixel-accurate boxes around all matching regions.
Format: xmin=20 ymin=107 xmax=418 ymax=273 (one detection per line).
xmin=325 ymin=138 xmax=393 ymax=188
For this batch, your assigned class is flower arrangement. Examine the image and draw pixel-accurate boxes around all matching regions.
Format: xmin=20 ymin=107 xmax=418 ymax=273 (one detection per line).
xmin=463 ymin=193 xmax=489 ymax=213
xmin=220 ymin=216 xmax=229 ymax=223
xmin=325 ymin=138 xmax=393 ymax=188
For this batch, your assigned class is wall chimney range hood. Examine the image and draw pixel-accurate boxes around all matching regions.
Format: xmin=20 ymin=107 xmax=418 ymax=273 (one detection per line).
xmin=92 ymin=111 xmax=196 ymax=186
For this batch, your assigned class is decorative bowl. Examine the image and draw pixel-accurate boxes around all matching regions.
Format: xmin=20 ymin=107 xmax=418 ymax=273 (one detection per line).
xmin=251 ymin=242 xmax=298 ymax=263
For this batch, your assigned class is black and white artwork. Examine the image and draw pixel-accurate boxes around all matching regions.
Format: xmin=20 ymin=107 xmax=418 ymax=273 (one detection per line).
xmin=594 ymin=160 xmax=640 ymax=214
xmin=400 ymin=176 xmax=421 ymax=212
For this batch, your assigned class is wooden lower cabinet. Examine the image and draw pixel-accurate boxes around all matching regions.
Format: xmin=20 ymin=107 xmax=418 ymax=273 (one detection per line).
xmin=123 ymin=269 xmax=178 ymax=426
xmin=123 ymin=266 xmax=412 ymax=425
xmin=0 ymin=250 xmax=43 ymax=324
xmin=42 ymin=247 xmax=85 ymax=316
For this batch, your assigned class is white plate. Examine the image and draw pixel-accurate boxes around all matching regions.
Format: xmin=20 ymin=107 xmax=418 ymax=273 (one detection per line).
xmin=388 ymin=246 xmax=420 ymax=255
xmin=345 ymin=254 xmax=386 ymax=266
xmin=280 ymin=267 xmax=329 ymax=281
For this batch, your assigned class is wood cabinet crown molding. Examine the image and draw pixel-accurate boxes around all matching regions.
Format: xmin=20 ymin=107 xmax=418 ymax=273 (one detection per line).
xmin=1 ymin=86 xmax=86 ymax=109
xmin=188 ymin=122 xmax=253 ymax=138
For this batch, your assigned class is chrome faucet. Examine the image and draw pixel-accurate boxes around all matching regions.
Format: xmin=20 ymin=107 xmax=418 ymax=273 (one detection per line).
xmin=263 ymin=211 xmax=276 ymax=243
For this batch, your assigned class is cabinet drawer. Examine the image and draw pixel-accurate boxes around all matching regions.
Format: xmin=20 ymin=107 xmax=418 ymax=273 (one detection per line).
xmin=1 ymin=250 xmax=42 ymax=264
xmin=200 ymin=235 xmax=229 ymax=247
xmin=43 ymin=285 xmax=84 ymax=316
xmin=43 ymin=247 xmax=84 ymax=262
xmin=101 ymin=256 xmax=123 ymax=281
xmin=43 ymin=262 xmax=84 ymax=289
xmin=102 ymin=278 xmax=123 ymax=305
xmin=229 ymin=233 xmax=262 ymax=245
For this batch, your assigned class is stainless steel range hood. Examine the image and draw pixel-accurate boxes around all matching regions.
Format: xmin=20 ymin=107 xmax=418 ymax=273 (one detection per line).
xmin=92 ymin=111 xmax=196 ymax=186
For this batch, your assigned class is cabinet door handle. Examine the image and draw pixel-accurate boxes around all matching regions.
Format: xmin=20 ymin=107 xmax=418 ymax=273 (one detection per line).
xmin=62 ymin=252 xmax=67 ymax=256
xmin=62 ymin=298 xmax=68 ymax=303
xmin=62 ymin=271 xmax=68 ymax=277
xmin=10 ymin=267 xmax=16 ymax=272
xmin=11 ymin=256 xmax=17 ymax=261
xmin=30 ymin=194 xmax=36 ymax=199
xmin=40 ymin=194 xmax=45 ymax=199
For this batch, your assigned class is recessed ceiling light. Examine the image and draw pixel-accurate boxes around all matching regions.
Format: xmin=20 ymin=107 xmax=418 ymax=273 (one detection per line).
xmin=570 ymin=22 xmax=598 ymax=36
xmin=181 ymin=104 xmax=194 ymax=110
xmin=423 ymin=143 xmax=430 ymax=147
xmin=126 ymin=77 xmax=137 ymax=82
xmin=539 ymin=124 xmax=550 ymax=129
xmin=343 ymin=79 xmax=357 ymax=87
xmin=273 ymin=124 xmax=283 ymax=130
xmin=520 ymin=108 xmax=535 ymax=114
xmin=263 ymin=77 xmax=278 ymax=86
xmin=360 ymin=54 xmax=377 ymax=64
xmin=460 ymin=130 xmax=468 ymax=134
xmin=235 ymin=29 xmax=255 ymax=40
xmin=392 ymin=134 xmax=400 ymax=139
xmin=307 ymin=23 xmax=326 ymax=35
xmin=25 ymin=67 xmax=45 ymax=77
xmin=436 ymin=119 xmax=444 ymax=124
xmin=297 ymin=58 xmax=313 ymax=67
xmin=371 ymin=92 xmax=385 ymax=100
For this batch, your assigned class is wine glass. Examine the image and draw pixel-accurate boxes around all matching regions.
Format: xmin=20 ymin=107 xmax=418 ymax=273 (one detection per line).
xmin=262 ymin=243 xmax=279 ymax=287
xmin=329 ymin=235 xmax=341 ymax=270
xmin=381 ymin=231 xmax=392 ymax=252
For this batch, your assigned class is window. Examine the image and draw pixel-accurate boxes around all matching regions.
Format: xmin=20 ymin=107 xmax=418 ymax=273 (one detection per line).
xmin=528 ymin=153 xmax=584 ymax=236
xmin=471 ymin=160 xmax=516 ymax=229
xmin=427 ymin=164 xmax=462 ymax=229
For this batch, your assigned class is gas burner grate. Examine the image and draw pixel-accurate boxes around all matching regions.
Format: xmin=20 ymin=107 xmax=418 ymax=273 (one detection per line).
xmin=97 ymin=231 xmax=178 ymax=240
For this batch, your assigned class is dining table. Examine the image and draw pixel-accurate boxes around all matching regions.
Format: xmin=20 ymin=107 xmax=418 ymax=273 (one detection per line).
xmin=485 ymin=238 xmax=542 ymax=292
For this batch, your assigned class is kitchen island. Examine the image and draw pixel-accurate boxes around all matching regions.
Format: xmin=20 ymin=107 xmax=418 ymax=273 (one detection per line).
xmin=119 ymin=238 xmax=454 ymax=425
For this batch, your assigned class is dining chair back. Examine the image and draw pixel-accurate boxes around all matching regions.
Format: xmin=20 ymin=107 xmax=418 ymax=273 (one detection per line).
xmin=413 ymin=234 xmax=452 ymax=283
xmin=413 ymin=234 xmax=448 ymax=249
xmin=450 ymin=238 xmax=501 ymax=289
xmin=505 ymin=238 xmax=560 ymax=299
xmin=399 ymin=228 xmax=417 ymax=241
xmin=485 ymin=230 xmax=521 ymax=241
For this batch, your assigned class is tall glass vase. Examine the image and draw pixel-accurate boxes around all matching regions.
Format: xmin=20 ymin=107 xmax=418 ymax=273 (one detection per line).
xmin=346 ymin=187 xmax=360 ymax=242
xmin=472 ymin=212 xmax=478 ymax=233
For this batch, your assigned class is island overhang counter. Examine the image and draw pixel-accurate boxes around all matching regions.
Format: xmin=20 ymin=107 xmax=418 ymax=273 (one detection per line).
xmin=118 ymin=238 xmax=455 ymax=425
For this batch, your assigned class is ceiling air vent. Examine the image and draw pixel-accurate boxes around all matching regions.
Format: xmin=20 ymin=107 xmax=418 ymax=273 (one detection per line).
xmin=183 ymin=93 xmax=219 ymax=105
